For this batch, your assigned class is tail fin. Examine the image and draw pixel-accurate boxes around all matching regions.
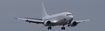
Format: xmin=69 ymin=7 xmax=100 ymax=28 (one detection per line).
xmin=41 ymin=1 xmax=49 ymax=18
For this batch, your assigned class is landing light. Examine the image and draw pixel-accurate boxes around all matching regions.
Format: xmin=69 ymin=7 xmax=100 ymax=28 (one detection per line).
xmin=53 ymin=20 xmax=58 ymax=23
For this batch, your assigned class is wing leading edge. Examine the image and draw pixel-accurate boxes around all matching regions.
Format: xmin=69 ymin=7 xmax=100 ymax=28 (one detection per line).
xmin=75 ymin=19 xmax=90 ymax=23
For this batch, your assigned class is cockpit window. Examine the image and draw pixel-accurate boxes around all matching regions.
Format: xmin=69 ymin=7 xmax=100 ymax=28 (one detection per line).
xmin=66 ymin=13 xmax=73 ymax=16
xmin=66 ymin=14 xmax=71 ymax=16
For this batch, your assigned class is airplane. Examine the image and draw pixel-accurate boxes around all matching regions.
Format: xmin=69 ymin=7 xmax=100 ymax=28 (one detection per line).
xmin=15 ymin=1 xmax=90 ymax=30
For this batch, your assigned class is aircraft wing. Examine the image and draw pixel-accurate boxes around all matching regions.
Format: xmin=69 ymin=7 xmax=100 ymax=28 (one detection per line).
xmin=75 ymin=19 xmax=90 ymax=23
xmin=70 ymin=19 xmax=90 ymax=27
xmin=24 ymin=17 xmax=42 ymax=20
xmin=15 ymin=18 xmax=44 ymax=24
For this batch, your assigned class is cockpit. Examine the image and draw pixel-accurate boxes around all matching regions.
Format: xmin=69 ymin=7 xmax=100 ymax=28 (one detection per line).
xmin=64 ymin=12 xmax=73 ymax=18
xmin=66 ymin=13 xmax=73 ymax=16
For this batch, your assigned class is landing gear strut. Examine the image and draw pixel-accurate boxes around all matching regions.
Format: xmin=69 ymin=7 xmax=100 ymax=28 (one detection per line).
xmin=48 ymin=27 xmax=52 ymax=30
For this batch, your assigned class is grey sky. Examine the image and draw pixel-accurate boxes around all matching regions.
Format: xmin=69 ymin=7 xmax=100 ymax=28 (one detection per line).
xmin=0 ymin=0 xmax=105 ymax=31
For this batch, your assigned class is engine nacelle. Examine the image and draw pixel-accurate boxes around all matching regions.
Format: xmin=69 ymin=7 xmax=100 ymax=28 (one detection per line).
xmin=44 ymin=21 xmax=51 ymax=26
xmin=71 ymin=21 xmax=79 ymax=27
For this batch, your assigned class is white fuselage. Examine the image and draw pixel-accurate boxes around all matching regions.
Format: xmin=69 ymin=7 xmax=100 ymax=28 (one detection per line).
xmin=43 ymin=12 xmax=73 ymax=26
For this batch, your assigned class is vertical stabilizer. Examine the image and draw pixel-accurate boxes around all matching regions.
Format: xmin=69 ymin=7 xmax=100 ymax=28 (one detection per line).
xmin=41 ymin=1 xmax=49 ymax=18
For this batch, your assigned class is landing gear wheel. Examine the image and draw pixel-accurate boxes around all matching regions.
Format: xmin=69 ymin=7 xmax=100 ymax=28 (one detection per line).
xmin=48 ymin=27 xmax=52 ymax=30
xmin=61 ymin=27 xmax=65 ymax=30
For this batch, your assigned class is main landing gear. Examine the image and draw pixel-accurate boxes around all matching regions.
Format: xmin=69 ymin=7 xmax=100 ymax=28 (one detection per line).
xmin=61 ymin=27 xmax=65 ymax=30
xmin=48 ymin=26 xmax=52 ymax=30
xmin=47 ymin=25 xmax=66 ymax=30
xmin=61 ymin=25 xmax=65 ymax=30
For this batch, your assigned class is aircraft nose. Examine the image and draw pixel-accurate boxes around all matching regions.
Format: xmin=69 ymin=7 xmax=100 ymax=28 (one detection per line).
xmin=69 ymin=15 xmax=73 ymax=18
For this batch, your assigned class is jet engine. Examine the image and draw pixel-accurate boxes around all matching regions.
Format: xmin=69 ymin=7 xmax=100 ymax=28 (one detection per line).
xmin=44 ymin=20 xmax=51 ymax=26
xmin=71 ymin=21 xmax=79 ymax=27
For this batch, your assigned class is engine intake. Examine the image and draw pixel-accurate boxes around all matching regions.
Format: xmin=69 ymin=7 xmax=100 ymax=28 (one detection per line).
xmin=71 ymin=21 xmax=79 ymax=27
xmin=46 ymin=21 xmax=51 ymax=25
xmin=44 ymin=21 xmax=51 ymax=26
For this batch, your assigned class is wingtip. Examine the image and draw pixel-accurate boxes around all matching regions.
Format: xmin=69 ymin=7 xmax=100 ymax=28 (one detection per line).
xmin=87 ymin=19 xmax=91 ymax=21
xmin=15 ymin=18 xmax=18 ymax=19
